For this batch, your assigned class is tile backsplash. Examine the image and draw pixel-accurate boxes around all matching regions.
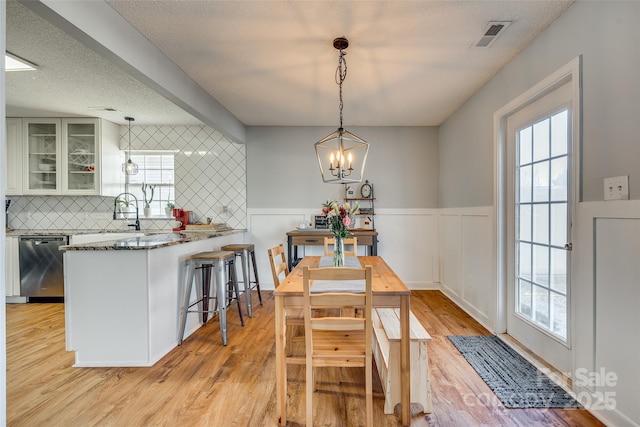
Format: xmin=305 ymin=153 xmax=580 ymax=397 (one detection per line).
xmin=7 ymin=124 xmax=247 ymax=231
xmin=6 ymin=195 xmax=170 ymax=231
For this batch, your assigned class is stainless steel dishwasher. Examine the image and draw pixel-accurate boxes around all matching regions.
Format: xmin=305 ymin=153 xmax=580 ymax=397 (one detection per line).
xmin=19 ymin=235 xmax=68 ymax=302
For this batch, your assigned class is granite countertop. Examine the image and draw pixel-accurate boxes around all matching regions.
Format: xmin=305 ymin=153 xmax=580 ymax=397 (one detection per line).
xmin=5 ymin=228 xmax=150 ymax=237
xmin=60 ymin=229 xmax=244 ymax=251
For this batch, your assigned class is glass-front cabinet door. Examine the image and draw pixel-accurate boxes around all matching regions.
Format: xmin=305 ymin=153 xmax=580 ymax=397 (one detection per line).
xmin=63 ymin=118 xmax=99 ymax=194
xmin=23 ymin=119 xmax=61 ymax=194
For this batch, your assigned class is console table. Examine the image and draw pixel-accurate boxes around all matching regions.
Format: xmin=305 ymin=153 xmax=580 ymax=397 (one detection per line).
xmin=285 ymin=229 xmax=378 ymax=270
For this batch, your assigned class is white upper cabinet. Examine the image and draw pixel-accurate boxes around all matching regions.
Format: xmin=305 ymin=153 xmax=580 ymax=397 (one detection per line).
xmin=23 ymin=118 xmax=62 ymax=195
xmin=19 ymin=118 xmax=122 ymax=196
xmin=5 ymin=118 xmax=23 ymax=196
xmin=63 ymin=119 xmax=99 ymax=194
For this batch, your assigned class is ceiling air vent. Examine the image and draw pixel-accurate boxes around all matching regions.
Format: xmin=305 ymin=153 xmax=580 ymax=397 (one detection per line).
xmin=474 ymin=21 xmax=512 ymax=48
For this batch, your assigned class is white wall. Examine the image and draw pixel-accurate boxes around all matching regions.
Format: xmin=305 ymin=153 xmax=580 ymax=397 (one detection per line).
xmin=247 ymin=126 xmax=439 ymax=208
xmin=246 ymin=125 xmax=440 ymax=290
xmin=437 ymin=2 xmax=640 ymax=425
xmin=439 ymin=1 xmax=640 ymax=207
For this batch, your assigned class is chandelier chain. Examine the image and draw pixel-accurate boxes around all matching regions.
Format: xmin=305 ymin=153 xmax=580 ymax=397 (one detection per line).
xmin=335 ymin=49 xmax=348 ymax=129
xmin=127 ymin=118 xmax=132 ymax=157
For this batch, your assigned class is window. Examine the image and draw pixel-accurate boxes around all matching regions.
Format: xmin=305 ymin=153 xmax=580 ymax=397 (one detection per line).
xmin=515 ymin=109 xmax=569 ymax=340
xmin=126 ymin=152 xmax=175 ymax=216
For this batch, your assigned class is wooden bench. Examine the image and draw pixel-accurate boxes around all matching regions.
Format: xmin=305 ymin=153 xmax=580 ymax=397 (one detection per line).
xmin=372 ymin=308 xmax=432 ymax=415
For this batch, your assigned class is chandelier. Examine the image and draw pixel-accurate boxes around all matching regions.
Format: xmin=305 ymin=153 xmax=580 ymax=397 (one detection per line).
xmin=122 ymin=116 xmax=139 ymax=175
xmin=315 ymin=37 xmax=369 ymax=184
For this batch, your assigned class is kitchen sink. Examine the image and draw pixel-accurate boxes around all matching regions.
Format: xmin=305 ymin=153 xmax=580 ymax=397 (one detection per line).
xmin=70 ymin=232 xmax=144 ymax=245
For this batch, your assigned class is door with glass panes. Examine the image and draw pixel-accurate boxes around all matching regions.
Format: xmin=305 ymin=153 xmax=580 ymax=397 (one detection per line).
xmin=506 ymin=81 xmax=573 ymax=373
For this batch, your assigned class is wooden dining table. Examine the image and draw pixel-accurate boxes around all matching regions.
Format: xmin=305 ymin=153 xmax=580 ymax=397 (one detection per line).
xmin=274 ymin=255 xmax=412 ymax=426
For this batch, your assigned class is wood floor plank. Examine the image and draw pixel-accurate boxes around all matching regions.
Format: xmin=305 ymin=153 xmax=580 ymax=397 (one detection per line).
xmin=6 ymin=291 xmax=604 ymax=426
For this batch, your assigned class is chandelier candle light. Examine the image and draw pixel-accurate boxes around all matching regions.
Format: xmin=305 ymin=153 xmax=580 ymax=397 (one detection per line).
xmin=321 ymin=200 xmax=359 ymax=267
xmin=315 ymin=37 xmax=369 ymax=184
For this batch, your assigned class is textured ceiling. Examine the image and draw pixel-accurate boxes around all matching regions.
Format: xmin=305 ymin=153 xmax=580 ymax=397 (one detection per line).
xmin=5 ymin=1 xmax=202 ymax=125
xmin=5 ymin=0 xmax=574 ymax=127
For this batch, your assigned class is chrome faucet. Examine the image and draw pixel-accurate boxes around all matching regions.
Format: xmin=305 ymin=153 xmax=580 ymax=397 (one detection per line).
xmin=113 ymin=192 xmax=140 ymax=231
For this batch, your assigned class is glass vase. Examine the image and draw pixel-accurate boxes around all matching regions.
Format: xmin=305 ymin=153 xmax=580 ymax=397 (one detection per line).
xmin=333 ymin=236 xmax=345 ymax=267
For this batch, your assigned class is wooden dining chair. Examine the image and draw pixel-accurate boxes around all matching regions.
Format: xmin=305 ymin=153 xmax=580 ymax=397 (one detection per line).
xmin=268 ymin=244 xmax=304 ymax=359
xmin=323 ymin=236 xmax=362 ymax=317
xmin=323 ymin=236 xmax=358 ymax=256
xmin=302 ymin=265 xmax=373 ymax=426
xmin=268 ymin=243 xmax=289 ymax=287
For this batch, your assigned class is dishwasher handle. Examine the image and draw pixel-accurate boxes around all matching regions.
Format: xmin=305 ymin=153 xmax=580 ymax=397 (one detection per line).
xmin=19 ymin=236 xmax=67 ymax=244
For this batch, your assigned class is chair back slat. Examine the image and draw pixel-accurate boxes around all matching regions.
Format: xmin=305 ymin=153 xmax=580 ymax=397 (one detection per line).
xmin=268 ymin=244 xmax=289 ymax=288
xmin=311 ymin=293 xmax=365 ymax=308
xmin=323 ymin=237 xmax=358 ymax=256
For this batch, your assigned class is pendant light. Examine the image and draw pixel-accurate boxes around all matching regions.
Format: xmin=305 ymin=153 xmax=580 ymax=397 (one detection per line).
xmin=315 ymin=37 xmax=369 ymax=184
xmin=122 ymin=116 xmax=139 ymax=175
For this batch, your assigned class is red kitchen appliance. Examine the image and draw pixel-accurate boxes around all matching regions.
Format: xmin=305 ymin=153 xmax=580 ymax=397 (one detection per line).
xmin=172 ymin=209 xmax=190 ymax=231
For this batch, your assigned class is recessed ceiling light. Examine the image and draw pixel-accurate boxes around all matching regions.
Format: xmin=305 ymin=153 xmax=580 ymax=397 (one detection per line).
xmin=88 ymin=106 xmax=120 ymax=112
xmin=5 ymin=52 xmax=38 ymax=72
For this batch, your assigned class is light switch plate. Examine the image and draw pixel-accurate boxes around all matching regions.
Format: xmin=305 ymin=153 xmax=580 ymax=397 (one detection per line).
xmin=604 ymin=175 xmax=629 ymax=201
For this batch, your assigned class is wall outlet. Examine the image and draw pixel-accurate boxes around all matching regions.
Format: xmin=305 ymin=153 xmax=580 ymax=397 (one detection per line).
xmin=604 ymin=175 xmax=629 ymax=201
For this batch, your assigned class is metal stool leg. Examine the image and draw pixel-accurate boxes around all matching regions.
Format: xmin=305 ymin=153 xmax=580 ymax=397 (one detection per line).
xmin=228 ymin=260 xmax=244 ymax=326
xmin=214 ymin=259 xmax=228 ymax=346
xmin=200 ymin=264 xmax=212 ymax=323
xmin=249 ymin=249 xmax=263 ymax=306
xmin=178 ymin=259 xmax=196 ymax=344
xmin=235 ymin=250 xmax=250 ymax=317
xmin=194 ymin=263 xmax=206 ymax=326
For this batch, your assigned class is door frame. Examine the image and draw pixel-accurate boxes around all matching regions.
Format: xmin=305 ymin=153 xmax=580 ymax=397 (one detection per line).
xmin=494 ymin=56 xmax=582 ymax=336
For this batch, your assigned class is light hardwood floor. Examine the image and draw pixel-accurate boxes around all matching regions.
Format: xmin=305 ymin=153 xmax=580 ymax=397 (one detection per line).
xmin=6 ymin=291 xmax=604 ymax=426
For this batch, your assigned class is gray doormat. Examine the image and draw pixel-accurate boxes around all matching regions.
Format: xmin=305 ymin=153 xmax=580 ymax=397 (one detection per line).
xmin=448 ymin=335 xmax=581 ymax=409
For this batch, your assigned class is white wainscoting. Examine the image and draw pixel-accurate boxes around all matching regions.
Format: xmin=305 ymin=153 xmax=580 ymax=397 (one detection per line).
xmin=595 ymin=218 xmax=640 ymax=426
xmin=246 ymin=208 xmax=439 ymax=291
xmin=438 ymin=207 xmax=495 ymax=332
xmin=572 ymin=201 xmax=640 ymax=427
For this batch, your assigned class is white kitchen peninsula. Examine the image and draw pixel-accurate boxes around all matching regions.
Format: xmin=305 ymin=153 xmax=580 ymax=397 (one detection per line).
xmin=61 ymin=230 xmax=245 ymax=367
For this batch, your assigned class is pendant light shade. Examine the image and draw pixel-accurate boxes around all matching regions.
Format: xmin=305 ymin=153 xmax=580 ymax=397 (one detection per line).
xmin=122 ymin=116 xmax=138 ymax=175
xmin=315 ymin=127 xmax=368 ymax=183
xmin=315 ymin=37 xmax=369 ymax=184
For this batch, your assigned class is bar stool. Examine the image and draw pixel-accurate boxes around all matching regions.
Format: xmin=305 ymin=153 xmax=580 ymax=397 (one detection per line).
xmin=178 ymin=250 xmax=244 ymax=346
xmin=221 ymin=243 xmax=263 ymax=317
